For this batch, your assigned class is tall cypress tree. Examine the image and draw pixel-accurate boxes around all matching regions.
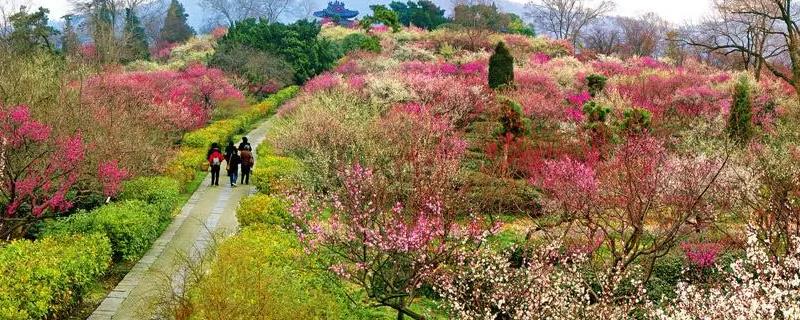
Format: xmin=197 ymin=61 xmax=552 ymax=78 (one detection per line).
xmin=488 ymin=41 xmax=514 ymax=89
xmin=122 ymin=8 xmax=149 ymax=62
xmin=61 ymin=14 xmax=80 ymax=56
xmin=727 ymin=76 xmax=754 ymax=144
xmin=159 ymin=0 xmax=195 ymax=43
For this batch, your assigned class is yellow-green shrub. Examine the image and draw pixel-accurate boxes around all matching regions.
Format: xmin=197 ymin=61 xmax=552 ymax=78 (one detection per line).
xmin=189 ymin=225 xmax=360 ymax=319
xmin=0 ymin=234 xmax=112 ymax=320
xmin=41 ymin=200 xmax=167 ymax=261
xmin=252 ymin=155 xmax=303 ymax=195
xmin=119 ymin=176 xmax=182 ymax=212
xmin=236 ymin=194 xmax=290 ymax=228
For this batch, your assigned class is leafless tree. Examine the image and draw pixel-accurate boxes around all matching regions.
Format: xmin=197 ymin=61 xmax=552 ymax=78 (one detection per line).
xmin=137 ymin=0 xmax=168 ymax=43
xmin=617 ymin=12 xmax=667 ymax=57
xmin=200 ymin=0 xmax=294 ymax=26
xmin=582 ymin=20 xmax=621 ymax=55
xmin=0 ymin=0 xmax=32 ymax=40
xmin=684 ymin=0 xmax=796 ymax=86
xmin=525 ymin=0 xmax=615 ymax=47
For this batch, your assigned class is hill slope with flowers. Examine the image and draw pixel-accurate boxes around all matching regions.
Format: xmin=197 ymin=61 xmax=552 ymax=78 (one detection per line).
xmin=177 ymin=24 xmax=800 ymax=319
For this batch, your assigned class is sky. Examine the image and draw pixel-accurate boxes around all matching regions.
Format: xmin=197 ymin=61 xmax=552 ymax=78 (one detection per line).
xmin=27 ymin=0 xmax=713 ymax=25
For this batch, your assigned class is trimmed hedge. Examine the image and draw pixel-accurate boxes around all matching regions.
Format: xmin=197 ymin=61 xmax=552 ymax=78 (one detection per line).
xmin=41 ymin=200 xmax=168 ymax=262
xmin=167 ymin=86 xmax=299 ymax=188
xmin=252 ymin=155 xmax=303 ymax=195
xmin=118 ymin=176 xmax=181 ymax=213
xmin=181 ymin=86 xmax=299 ymax=149
xmin=0 ymin=234 xmax=112 ymax=320
xmin=236 ymin=194 xmax=291 ymax=228
xmin=189 ymin=225 xmax=367 ymax=319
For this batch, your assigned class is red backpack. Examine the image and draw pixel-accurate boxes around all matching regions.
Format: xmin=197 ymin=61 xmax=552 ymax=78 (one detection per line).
xmin=208 ymin=150 xmax=224 ymax=165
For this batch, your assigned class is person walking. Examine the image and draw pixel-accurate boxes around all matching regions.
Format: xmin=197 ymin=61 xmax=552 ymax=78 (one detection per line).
xmin=239 ymin=146 xmax=254 ymax=185
xmin=224 ymin=140 xmax=236 ymax=162
xmin=238 ymin=137 xmax=251 ymax=151
xmin=227 ymin=148 xmax=241 ymax=187
xmin=207 ymin=143 xmax=224 ymax=186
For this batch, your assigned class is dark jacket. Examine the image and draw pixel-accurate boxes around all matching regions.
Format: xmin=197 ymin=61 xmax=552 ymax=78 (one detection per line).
xmin=227 ymin=153 xmax=241 ymax=175
xmin=238 ymin=142 xmax=252 ymax=151
xmin=224 ymin=144 xmax=236 ymax=162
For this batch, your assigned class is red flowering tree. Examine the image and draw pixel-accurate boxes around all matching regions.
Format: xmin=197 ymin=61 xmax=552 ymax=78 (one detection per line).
xmin=0 ymin=105 xmax=86 ymax=239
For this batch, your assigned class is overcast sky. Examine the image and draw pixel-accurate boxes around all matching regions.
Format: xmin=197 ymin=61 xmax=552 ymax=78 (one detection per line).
xmin=29 ymin=0 xmax=713 ymax=25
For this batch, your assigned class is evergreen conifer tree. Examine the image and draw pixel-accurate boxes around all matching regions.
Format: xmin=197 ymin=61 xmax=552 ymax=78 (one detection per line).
xmin=727 ymin=76 xmax=754 ymax=144
xmin=159 ymin=0 xmax=195 ymax=43
xmin=488 ymin=41 xmax=514 ymax=89
xmin=61 ymin=15 xmax=80 ymax=56
xmin=122 ymin=8 xmax=149 ymax=62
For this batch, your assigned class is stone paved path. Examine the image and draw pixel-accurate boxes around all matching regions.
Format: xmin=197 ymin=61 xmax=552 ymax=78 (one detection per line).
xmin=88 ymin=120 xmax=273 ymax=320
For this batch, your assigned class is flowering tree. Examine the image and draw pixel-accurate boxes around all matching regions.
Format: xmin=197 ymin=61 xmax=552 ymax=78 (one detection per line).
xmin=534 ymin=135 xmax=730 ymax=291
xmin=732 ymin=142 xmax=800 ymax=260
xmin=434 ymin=244 xmax=648 ymax=319
xmin=288 ymin=102 xmax=491 ymax=319
xmin=657 ymin=231 xmax=800 ymax=319
xmin=291 ymin=164 xmax=491 ymax=319
xmin=0 ymin=105 xmax=85 ymax=239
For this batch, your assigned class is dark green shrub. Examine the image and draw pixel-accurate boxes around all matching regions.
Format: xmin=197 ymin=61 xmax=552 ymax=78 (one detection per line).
xmin=236 ymin=194 xmax=291 ymax=228
xmin=118 ymin=176 xmax=181 ymax=213
xmin=0 ymin=233 xmax=112 ymax=320
xmin=214 ymin=19 xmax=339 ymax=83
xmin=499 ymin=98 xmax=529 ymax=137
xmin=586 ymin=74 xmax=607 ymax=97
xmin=210 ymin=44 xmax=296 ymax=93
xmin=41 ymin=200 xmax=166 ymax=261
xmin=389 ymin=0 xmax=448 ymax=30
xmin=339 ymin=33 xmax=382 ymax=53
xmin=583 ymin=100 xmax=612 ymax=123
xmin=621 ymin=107 xmax=652 ymax=133
xmin=489 ymin=41 xmax=514 ymax=89
xmin=727 ymin=76 xmax=753 ymax=144
xmin=360 ymin=5 xmax=402 ymax=32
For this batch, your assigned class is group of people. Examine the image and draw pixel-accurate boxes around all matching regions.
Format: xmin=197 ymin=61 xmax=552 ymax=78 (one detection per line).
xmin=207 ymin=137 xmax=254 ymax=187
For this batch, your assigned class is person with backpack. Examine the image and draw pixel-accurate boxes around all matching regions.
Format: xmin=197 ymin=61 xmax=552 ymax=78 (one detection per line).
xmin=238 ymin=137 xmax=251 ymax=151
xmin=227 ymin=148 xmax=241 ymax=187
xmin=207 ymin=143 xmax=224 ymax=186
xmin=239 ymin=147 xmax=254 ymax=185
xmin=224 ymin=140 xmax=236 ymax=162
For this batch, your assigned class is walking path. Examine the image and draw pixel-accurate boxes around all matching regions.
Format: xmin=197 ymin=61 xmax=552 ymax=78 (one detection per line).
xmin=88 ymin=120 xmax=274 ymax=320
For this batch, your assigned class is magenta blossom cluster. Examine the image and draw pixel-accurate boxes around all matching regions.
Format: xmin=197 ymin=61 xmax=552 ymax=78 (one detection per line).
xmin=681 ymin=242 xmax=724 ymax=268
xmin=98 ymin=160 xmax=130 ymax=197
xmin=0 ymin=105 xmax=85 ymax=218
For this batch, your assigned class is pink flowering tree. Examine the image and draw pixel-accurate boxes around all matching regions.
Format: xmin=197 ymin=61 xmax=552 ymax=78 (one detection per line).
xmin=0 ymin=105 xmax=86 ymax=239
xmin=291 ymin=164 xmax=492 ymax=320
xmin=533 ymin=135 xmax=731 ymax=295
xmin=290 ymin=106 xmax=490 ymax=319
